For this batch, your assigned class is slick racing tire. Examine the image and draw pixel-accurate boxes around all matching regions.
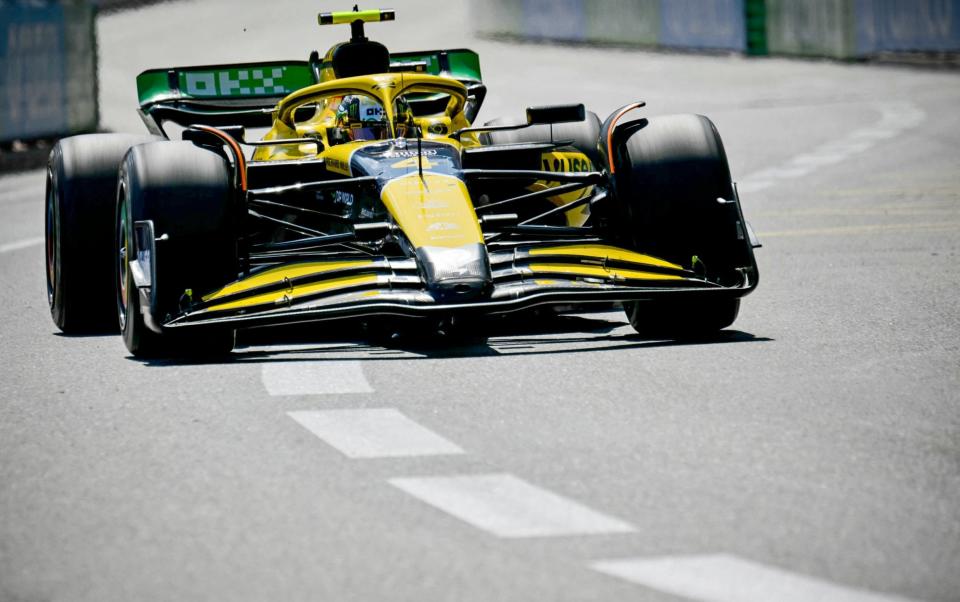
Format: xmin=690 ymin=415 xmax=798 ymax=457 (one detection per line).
xmin=116 ymin=141 xmax=237 ymax=358
xmin=481 ymin=111 xmax=602 ymax=168
xmin=614 ymin=114 xmax=746 ymax=337
xmin=46 ymin=133 xmax=161 ymax=333
xmin=625 ymin=298 xmax=741 ymax=339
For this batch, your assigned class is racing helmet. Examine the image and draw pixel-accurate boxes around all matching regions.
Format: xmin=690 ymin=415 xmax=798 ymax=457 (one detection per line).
xmin=332 ymin=94 xmax=390 ymax=142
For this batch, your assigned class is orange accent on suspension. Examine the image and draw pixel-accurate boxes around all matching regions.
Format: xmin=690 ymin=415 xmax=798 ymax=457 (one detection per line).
xmin=192 ymin=125 xmax=248 ymax=192
xmin=606 ymin=102 xmax=646 ymax=175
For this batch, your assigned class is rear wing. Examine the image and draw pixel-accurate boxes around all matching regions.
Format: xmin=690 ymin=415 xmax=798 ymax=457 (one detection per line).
xmin=388 ymin=49 xmax=481 ymax=81
xmin=136 ymin=49 xmax=484 ymax=135
xmin=136 ymin=61 xmax=314 ymax=107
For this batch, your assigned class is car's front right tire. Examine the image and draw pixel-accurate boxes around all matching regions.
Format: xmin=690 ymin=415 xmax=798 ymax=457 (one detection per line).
xmin=611 ymin=114 xmax=751 ymax=338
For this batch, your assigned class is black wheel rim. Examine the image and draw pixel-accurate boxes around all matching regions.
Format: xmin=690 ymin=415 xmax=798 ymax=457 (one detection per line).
xmin=116 ymin=187 xmax=128 ymax=331
xmin=45 ymin=167 xmax=57 ymax=307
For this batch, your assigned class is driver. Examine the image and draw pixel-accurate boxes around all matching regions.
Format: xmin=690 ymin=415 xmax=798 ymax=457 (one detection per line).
xmin=330 ymin=95 xmax=389 ymax=143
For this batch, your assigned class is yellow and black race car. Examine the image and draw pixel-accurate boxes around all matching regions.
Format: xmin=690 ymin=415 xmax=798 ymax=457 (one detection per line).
xmin=45 ymin=8 xmax=759 ymax=357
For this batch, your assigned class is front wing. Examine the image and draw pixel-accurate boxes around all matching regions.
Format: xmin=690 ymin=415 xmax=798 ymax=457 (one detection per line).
xmin=162 ymin=243 xmax=757 ymax=330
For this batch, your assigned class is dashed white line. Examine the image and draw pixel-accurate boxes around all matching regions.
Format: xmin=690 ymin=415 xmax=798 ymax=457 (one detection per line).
xmin=287 ymin=409 xmax=464 ymax=458
xmin=590 ymin=554 xmax=918 ymax=602
xmin=389 ymin=473 xmax=635 ymax=538
xmin=0 ymin=237 xmax=43 ymax=254
xmin=739 ymin=102 xmax=926 ymax=194
xmin=261 ymin=361 xmax=372 ymax=396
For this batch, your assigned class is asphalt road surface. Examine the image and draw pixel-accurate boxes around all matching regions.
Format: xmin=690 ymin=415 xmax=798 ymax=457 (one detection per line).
xmin=2 ymin=1 xmax=959 ymax=601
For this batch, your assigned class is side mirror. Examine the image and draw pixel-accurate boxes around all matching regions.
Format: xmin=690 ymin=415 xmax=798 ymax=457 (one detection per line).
xmin=526 ymin=103 xmax=585 ymax=125
xmin=450 ymin=103 xmax=585 ymax=141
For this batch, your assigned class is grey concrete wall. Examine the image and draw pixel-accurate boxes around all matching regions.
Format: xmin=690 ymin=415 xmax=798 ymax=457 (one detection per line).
xmin=474 ymin=0 xmax=959 ymax=59
xmin=0 ymin=0 xmax=98 ymax=142
xmin=765 ymin=0 xmax=856 ymax=59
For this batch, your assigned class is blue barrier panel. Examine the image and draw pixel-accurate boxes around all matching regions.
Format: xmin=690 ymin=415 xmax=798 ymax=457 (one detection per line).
xmin=522 ymin=0 xmax=586 ymax=41
xmin=0 ymin=2 xmax=69 ymax=141
xmin=659 ymin=0 xmax=746 ymax=51
xmin=855 ymin=0 xmax=960 ymax=53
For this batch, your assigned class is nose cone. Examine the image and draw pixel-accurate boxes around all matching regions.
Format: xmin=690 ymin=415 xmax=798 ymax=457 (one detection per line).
xmin=379 ymin=172 xmax=484 ymax=249
xmin=416 ymin=244 xmax=492 ymax=301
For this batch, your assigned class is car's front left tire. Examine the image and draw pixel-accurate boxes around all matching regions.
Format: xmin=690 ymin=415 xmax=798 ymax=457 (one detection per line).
xmin=116 ymin=141 xmax=238 ymax=358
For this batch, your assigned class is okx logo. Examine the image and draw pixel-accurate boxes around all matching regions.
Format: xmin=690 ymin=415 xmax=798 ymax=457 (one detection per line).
xmin=183 ymin=68 xmax=290 ymax=97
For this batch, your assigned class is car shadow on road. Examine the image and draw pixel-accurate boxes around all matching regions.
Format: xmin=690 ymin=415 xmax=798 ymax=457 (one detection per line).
xmin=134 ymin=311 xmax=772 ymax=367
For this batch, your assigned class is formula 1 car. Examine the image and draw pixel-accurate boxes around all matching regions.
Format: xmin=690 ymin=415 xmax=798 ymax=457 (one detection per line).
xmin=45 ymin=7 xmax=759 ymax=357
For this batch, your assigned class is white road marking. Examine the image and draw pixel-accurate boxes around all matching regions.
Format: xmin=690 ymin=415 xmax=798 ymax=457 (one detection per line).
xmin=287 ymin=409 xmax=464 ymax=458
xmin=0 ymin=237 xmax=43 ymax=254
xmin=261 ymin=361 xmax=372 ymax=396
xmin=789 ymin=154 xmax=854 ymax=167
xmin=389 ymin=473 xmax=635 ymax=538
xmin=739 ymin=102 xmax=926 ymax=194
xmin=590 ymin=554 xmax=918 ymax=602
xmin=849 ymin=129 xmax=898 ymax=142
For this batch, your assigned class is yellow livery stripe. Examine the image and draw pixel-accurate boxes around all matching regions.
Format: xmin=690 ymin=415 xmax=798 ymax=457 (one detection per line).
xmin=528 ymin=263 xmax=683 ymax=281
xmin=205 ymin=274 xmax=379 ymax=313
xmin=528 ymin=244 xmax=683 ymax=270
xmin=203 ymin=260 xmax=375 ymax=302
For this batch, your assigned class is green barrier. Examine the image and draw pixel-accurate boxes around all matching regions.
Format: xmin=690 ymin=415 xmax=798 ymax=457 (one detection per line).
xmin=745 ymin=0 xmax=768 ymax=55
